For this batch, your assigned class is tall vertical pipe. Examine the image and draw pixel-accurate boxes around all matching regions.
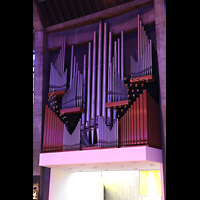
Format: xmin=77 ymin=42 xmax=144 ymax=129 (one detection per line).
xmin=86 ymin=42 xmax=91 ymax=139
xmin=112 ymin=57 xmax=116 ymax=121
xmin=142 ymin=25 xmax=144 ymax=57
xmin=121 ymin=30 xmax=124 ymax=80
xmin=117 ymin=38 xmax=120 ymax=101
xmin=138 ymin=14 xmax=140 ymax=61
xmin=72 ymin=56 xmax=76 ymax=107
xmin=114 ymin=41 xmax=117 ymax=101
xmin=61 ymin=44 xmax=64 ymax=75
xmin=63 ymin=38 xmax=65 ymax=75
xmin=150 ymin=39 xmax=152 ymax=74
xmin=77 ymin=70 xmax=80 ymax=107
xmin=112 ymin=57 xmax=115 ymax=103
xmin=117 ymin=38 xmax=120 ymax=78
xmin=57 ymin=53 xmax=60 ymax=76
xmin=107 ymin=32 xmax=112 ymax=123
xmin=75 ymin=63 xmax=78 ymax=107
xmin=70 ymin=45 xmax=74 ymax=89
xmin=96 ymin=21 xmax=102 ymax=118
xmin=86 ymin=44 xmax=91 ymax=123
xmin=140 ymin=20 xmax=142 ymax=58
xmin=102 ymin=22 xmax=107 ymax=119
xmin=59 ymin=50 xmax=61 ymax=75
xmin=81 ymin=55 xmax=86 ymax=128
xmin=91 ymin=31 xmax=97 ymax=123
xmin=147 ymin=40 xmax=149 ymax=75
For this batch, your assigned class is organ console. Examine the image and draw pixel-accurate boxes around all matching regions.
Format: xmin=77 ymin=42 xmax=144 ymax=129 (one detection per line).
xmin=42 ymin=15 xmax=161 ymax=153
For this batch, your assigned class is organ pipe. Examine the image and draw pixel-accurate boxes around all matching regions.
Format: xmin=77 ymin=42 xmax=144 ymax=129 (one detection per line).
xmin=70 ymin=45 xmax=74 ymax=89
xmin=121 ymin=30 xmax=124 ymax=80
xmin=102 ymin=22 xmax=107 ymax=119
xmin=86 ymin=42 xmax=91 ymax=128
xmin=81 ymin=55 xmax=86 ymax=130
xmin=107 ymin=31 xmax=112 ymax=123
xmin=138 ymin=14 xmax=140 ymax=61
xmin=96 ymin=21 xmax=102 ymax=118
xmin=91 ymin=31 xmax=97 ymax=126
xmin=117 ymin=38 xmax=120 ymax=79
xmin=117 ymin=38 xmax=120 ymax=101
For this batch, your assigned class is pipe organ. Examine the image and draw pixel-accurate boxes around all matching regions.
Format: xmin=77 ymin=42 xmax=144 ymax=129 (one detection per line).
xmin=43 ymin=15 xmax=161 ymax=153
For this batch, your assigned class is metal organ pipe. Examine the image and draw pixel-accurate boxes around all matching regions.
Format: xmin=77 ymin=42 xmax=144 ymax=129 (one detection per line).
xmin=91 ymin=31 xmax=97 ymax=126
xmin=138 ymin=14 xmax=140 ymax=61
xmin=107 ymin=31 xmax=112 ymax=124
xmin=81 ymin=54 xmax=86 ymax=130
xmin=86 ymin=42 xmax=91 ymax=140
xmin=150 ymin=39 xmax=152 ymax=74
xmin=102 ymin=22 xmax=107 ymax=119
xmin=117 ymin=38 xmax=120 ymax=101
xmin=112 ymin=56 xmax=116 ymax=121
xmin=121 ymin=30 xmax=124 ymax=80
xmin=70 ymin=45 xmax=74 ymax=89
xmin=117 ymin=38 xmax=120 ymax=79
xmin=114 ymin=41 xmax=117 ymax=102
xmin=96 ymin=21 xmax=102 ymax=119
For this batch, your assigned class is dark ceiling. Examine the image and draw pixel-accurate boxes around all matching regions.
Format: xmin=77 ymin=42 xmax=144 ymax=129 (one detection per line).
xmin=38 ymin=0 xmax=136 ymax=27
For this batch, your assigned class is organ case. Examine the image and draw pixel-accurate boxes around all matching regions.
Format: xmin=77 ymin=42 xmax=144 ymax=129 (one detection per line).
xmin=42 ymin=14 xmax=161 ymax=152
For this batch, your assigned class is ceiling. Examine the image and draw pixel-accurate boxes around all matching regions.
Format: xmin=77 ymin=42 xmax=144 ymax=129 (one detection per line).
xmin=36 ymin=0 xmax=136 ymax=27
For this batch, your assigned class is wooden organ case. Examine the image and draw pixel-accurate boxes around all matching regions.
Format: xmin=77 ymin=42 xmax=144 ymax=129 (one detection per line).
xmin=42 ymin=15 xmax=161 ymax=153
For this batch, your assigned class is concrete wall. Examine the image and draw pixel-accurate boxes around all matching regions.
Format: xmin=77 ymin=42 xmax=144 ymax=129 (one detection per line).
xmin=102 ymin=171 xmax=161 ymax=200
xmin=49 ymin=169 xmax=161 ymax=200
xmin=49 ymin=168 xmax=103 ymax=200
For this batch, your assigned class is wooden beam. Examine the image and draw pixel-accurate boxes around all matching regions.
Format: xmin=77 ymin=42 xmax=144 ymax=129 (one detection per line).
xmin=105 ymin=100 xmax=129 ymax=108
xmin=60 ymin=107 xmax=85 ymax=115
xmin=48 ymin=90 xmax=65 ymax=98
xmin=130 ymin=75 xmax=155 ymax=83
xmin=46 ymin=0 xmax=153 ymax=33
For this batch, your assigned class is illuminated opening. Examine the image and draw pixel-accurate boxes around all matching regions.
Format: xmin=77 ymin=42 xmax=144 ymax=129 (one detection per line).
xmin=140 ymin=170 xmax=161 ymax=195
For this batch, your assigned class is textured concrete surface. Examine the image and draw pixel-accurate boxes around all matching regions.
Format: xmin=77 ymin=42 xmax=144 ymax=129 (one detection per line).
xmin=154 ymin=0 xmax=166 ymax=199
xmin=48 ymin=5 xmax=155 ymax=50
xmin=103 ymin=171 xmax=161 ymax=200
xmin=33 ymin=30 xmax=44 ymax=176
